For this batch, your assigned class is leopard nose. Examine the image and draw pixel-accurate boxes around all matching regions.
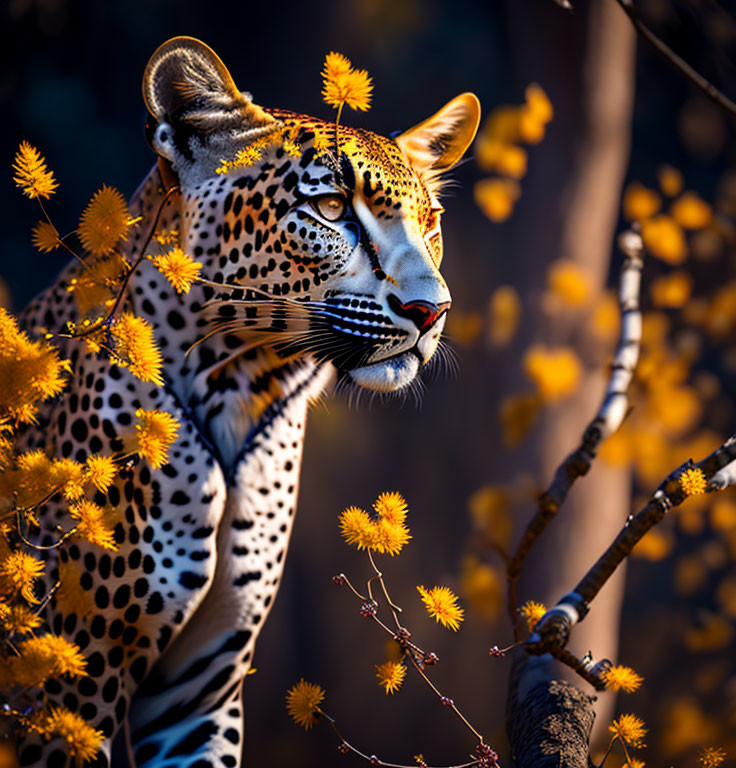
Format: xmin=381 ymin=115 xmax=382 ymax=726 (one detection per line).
xmin=387 ymin=295 xmax=451 ymax=333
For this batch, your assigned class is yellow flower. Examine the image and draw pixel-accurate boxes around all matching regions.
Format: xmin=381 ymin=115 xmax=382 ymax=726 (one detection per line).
xmin=111 ymin=313 xmax=164 ymax=385
xmin=657 ymin=165 xmax=684 ymax=197
xmin=6 ymin=634 xmax=87 ymax=688
xmin=36 ymin=707 xmax=104 ymax=766
xmin=0 ymin=551 xmax=44 ymax=602
xmin=78 ymin=185 xmax=131 ymax=255
xmin=69 ymin=499 xmax=117 ymax=551
xmin=134 ymin=408 xmax=180 ymax=469
xmin=477 ymin=141 xmax=527 ymax=179
xmin=373 ymin=517 xmax=411 ymax=556
xmin=474 ymin=178 xmax=521 ymax=222
xmin=488 ymin=285 xmax=521 ymax=348
xmin=151 ymin=248 xmax=202 ymax=294
xmin=679 ymin=467 xmax=707 ymax=496
xmin=624 ymin=760 xmax=646 ymax=768
xmin=671 ymin=191 xmax=712 ymax=229
xmin=524 ymin=83 xmax=553 ymax=124
xmin=321 ymin=52 xmax=373 ymax=112
xmin=591 ymin=292 xmax=620 ymax=344
xmin=601 ymin=665 xmax=644 ymax=693
xmin=699 ymin=747 xmax=727 ymax=768
xmin=641 ymin=215 xmax=687 ymax=264
xmin=69 ymin=252 xmax=128 ymax=315
xmin=85 ymin=454 xmax=118 ymax=492
xmin=56 ymin=560 xmax=95 ymax=619
xmin=375 ymin=660 xmax=406 ymax=694
xmin=519 ymin=600 xmax=547 ymax=632
xmin=0 ymin=602 xmax=42 ymax=634
xmin=12 ymin=141 xmax=58 ymax=199
xmin=623 ymin=182 xmax=661 ymax=221
xmin=417 ymin=585 xmax=464 ymax=631
xmin=650 ymin=270 xmax=692 ymax=309
xmin=523 ymin=344 xmax=582 ymax=402
xmin=546 ymin=260 xmax=591 ymax=308
xmin=285 ymin=679 xmax=325 ymax=730
xmin=609 ymin=714 xmax=647 ymax=748
xmin=50 ymin=457 xmax=86 ymax=501
xmin=339 ymin=505 xmax=375 ymax=551
xmin=373 ymin=492 xmax=408 ymax=526
xmin=0 ymin=308 xmax=70 ymax=424
xmin=32 ymin=220 xmax=60 ymax=253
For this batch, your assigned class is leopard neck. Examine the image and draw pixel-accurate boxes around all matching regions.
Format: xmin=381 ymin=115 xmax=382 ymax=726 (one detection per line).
xmin=124 ymin=165 xmax=333 ymax=475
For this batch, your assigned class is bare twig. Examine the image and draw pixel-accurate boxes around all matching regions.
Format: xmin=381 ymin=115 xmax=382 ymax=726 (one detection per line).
xmin=506 ymin=230 xmax=644 ymax=639
xmin=615 ymin=0 xmax=736 ymax=117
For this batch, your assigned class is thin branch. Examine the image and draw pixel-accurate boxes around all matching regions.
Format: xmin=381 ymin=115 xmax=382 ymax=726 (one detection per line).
xmin=528 ymin=435 xmax=736 ymax=667
xmin=615 ymin=0 xmax=736 ymax=117
xmin=506 ymin=229 xmax=644 ymax=638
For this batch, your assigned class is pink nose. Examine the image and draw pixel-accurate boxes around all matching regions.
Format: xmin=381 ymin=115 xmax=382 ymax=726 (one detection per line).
xmin=388 ymin=295 xmax=451 ymax=332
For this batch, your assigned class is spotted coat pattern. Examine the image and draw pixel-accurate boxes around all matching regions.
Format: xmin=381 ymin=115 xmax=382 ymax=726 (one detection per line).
xmin=12 ymin=37 xmax=478 ymax=768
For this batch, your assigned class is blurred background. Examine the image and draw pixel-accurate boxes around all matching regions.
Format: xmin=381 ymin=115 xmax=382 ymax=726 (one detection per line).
xmin=2 ymin=0 xmax=735 ymax=765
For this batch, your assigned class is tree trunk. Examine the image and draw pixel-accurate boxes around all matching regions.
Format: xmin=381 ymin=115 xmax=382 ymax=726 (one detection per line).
xmin=503 ymin=0 xmax=636 ymax=762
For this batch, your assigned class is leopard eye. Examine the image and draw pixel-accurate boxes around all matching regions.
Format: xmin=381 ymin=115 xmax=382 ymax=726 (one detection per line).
xmin=312 ymin=195 xmax=347 ymax=222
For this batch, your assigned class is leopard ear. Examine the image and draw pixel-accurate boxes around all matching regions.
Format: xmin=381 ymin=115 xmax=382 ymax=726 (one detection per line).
xmin=143 ymin=36 xmax=276 ymax=146
xmin=395 ymin=93 xmax=480 ymax=173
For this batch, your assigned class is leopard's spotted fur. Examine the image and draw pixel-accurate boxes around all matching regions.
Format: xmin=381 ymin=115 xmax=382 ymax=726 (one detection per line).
xmin=14 ymin=37 xmax=479 ymax=768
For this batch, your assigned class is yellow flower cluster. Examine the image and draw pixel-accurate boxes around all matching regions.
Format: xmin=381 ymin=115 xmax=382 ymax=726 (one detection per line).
xmin=699 ymin=747 xmax=727 ymax=768
xmin=417 ymin=585 xmax=464 ymax=631
xmin=338 ymin=491 xmax=411 ymax=556
xmin=623 ymin=167 xmax=712 ymax=264
xmin=285 ymin=679 xmax=325 ymax=730
xmin=475 ymin=84 xmax=552 ymax=222
xmin=31 ymin=707 xmax=104 ymax=766
xmin=679 ymin=466 xmax=707 ymax=497
xmin=0 ymin=308 xmax=70 ymax=424
xmin=523 ymin=344 xmax=582 ymax=402
xmin=321 ymin=52 xmax=373 ymax=113
xmin=0 ymin=633 xmax=87 ymax=689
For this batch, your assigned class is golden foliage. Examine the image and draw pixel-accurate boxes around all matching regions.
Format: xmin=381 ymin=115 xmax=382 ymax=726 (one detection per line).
xmin=546 ymin=259 xmax=591 ymax=309
xmin=650 ymin=271 xmax=693 ymax=309
xmin=641 ymin=214 xmax=687 ymax=264
xmin=699 ymin=747 xmax=727 ymax=768
xmin=460 ymin=556 xmax=502 ymax=622
xmin=671 ymin=191 xmax=712 ymax=229
xmin=286 ymin=679 xmax=325 ymax=730
xmin=69 ymin=499 xmax=117 ymax=551
xmin=32 ymin=220 xmax=60 ymax=253
xmin=474 ymin=178 xmax=521 ymax=222
xmin=623 ymin=182 xmax=661 ymax=221
xmin=68 ymin=253 xmax=128 ymax=315
xmin=2 ymin=634 xmax=87 ymax=689
xmin=417 ymin=585 xmax=464 ymax=631
xmin=0 ymin=308 xmax=69 ymax=424
xmin=0 ymin=551 xmax=44 ymax=603
xmin=84 ymin=455 xmax=117 ymax=493
xmin=658 ymin=165 xmax=684 ymax=197
xmin=488 ymin=285 xmax=521 ymax=347
xmin=12 ymin=141 xmax=58 ymax=199
xmin=523 ymin=344 xmax=582 ymax=402
xmin=321 ymin=52 xmax=373 ymax=112
xmin=78 ymin=185 xmax=131 ymax=256
xmin=499 ymin=392 xmax=541 ymax=448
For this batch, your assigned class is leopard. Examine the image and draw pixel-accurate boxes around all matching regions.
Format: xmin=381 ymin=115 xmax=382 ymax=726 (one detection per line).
xmin=13 ymin=36 xmax=479 ymax=768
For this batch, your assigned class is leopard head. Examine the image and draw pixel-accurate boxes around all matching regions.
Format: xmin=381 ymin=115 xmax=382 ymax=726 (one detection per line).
xmin=143 ymin=37 xmax=479 ymax=393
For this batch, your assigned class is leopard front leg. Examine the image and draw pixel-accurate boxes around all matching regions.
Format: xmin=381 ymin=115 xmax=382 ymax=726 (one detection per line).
xmin=128 ymin=383 xmax=315 ymax=768
xmin=14 ymin=376 xmax=227 ymax=768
